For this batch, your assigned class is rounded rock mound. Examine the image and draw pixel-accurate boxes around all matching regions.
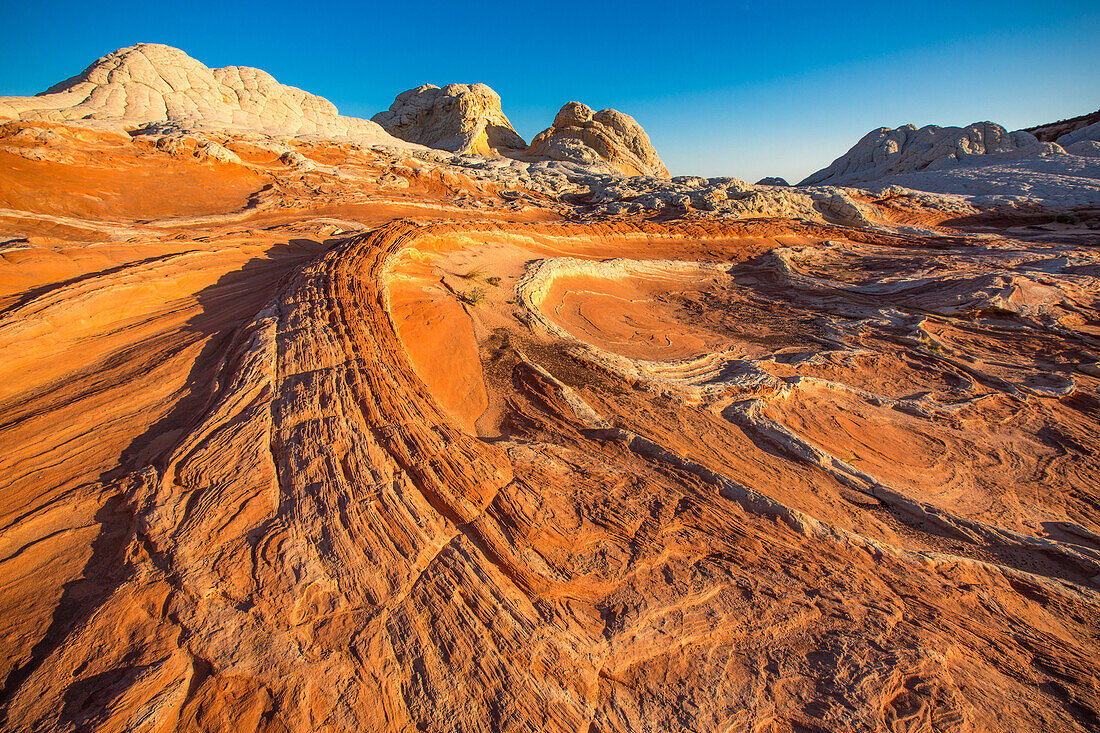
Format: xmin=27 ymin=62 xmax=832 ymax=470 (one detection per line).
xmin=527 ymin=101 xmax=670 ymax=178
xmin=0 ymin=43 xmax=399 ymax=142
xmin=800 ymin=121 xmax=1040 ymax=187
xmin=372 ymin=83 xmax=527 ymax=156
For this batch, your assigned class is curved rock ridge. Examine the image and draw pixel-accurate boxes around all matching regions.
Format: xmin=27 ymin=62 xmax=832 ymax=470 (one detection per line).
xmin=1 ymin=112 xmax=1100 ymax=731
xmin=800 ymin=121 xmax=1040 ymax=186
xmin=372 ymin=83 xmax=527 ymax=155
xmin=527 ymin=101 xmax=671 ymax=178
xmin=0 ymin=43 xmax=403 ymax=143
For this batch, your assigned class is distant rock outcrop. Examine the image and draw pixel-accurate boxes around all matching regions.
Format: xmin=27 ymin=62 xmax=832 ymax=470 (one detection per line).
xmin=372 ymin=83 xmax=527 ymax=156
xmin=755 ymin=177 xmax=790 ymax=187
xmin=527 ymin=102 xmax=670 ymax=178
xmin=0 ymin=43 xmax=401 ymax=143
xmin=0 ymin=45 xmax=671 ymax=178
xmin=1024 ymin=107 xmax=1100 ymax=143
xmin=800 ymin=122 xmax=1039 ymax=187
xmin=1056 ymin=119 xmax=1100 ymax=148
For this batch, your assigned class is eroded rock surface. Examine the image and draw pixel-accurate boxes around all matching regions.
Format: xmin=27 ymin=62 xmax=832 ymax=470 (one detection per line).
xmin=528 ymin=101 xmax=671 ymax=178
xmin=801 ymin=122 xmax=1041 ymax=187
xmin=372 ymin=83 xmax=527 ymax=155
xmin=0 ymin=47 xmax=1099 ymax=733
xmin=800 ymin=118 xmax=1100 ymax=207
xmin=0 ymin=43 xmax=402 ymax=143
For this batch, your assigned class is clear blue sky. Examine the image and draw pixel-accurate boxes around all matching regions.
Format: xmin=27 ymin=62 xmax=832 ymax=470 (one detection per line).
xmin=2 ymin=0 xmax=1098 ymax=182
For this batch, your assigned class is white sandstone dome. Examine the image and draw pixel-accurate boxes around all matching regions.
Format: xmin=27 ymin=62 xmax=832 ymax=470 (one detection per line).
xmin=527 ymin=101 xmax=670 ymax=178
xmin=372 ymin=82 xmax=527 ymax=155
xmin=0 ymin=43 xmax=400 ymax=143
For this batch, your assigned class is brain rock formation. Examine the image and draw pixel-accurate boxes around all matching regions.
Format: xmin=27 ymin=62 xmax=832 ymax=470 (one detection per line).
xmin=372 ymin=83 xmax=528 ymax=155
xmin=528 ymin=101 xmax=671 ymax=178
xmin=801 ymin=121 xmax=1041 ymax=187
xmin=0 ymin=43 xmax=400 ymax=143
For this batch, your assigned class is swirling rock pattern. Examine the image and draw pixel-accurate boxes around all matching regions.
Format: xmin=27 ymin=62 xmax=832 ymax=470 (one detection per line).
xmin=0 ymin=52 xmax=1099 ymax=733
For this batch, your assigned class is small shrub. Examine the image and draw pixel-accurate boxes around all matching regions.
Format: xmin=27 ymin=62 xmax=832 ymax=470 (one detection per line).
xmin=919 ymin=335 xmax=944 ymax=354
xmin=1055 ymin=214 xmax=1080 ymax=225
xmin=458 ymin=287 xmax=485 ymax=305
xmin=485 ymin=276 xmax=501 ymax=287
xmin=461 ymin=267 xmax=485 ymax=280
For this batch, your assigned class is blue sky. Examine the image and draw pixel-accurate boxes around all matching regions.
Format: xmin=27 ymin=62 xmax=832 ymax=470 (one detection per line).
xmin=2 ymin=0 xmax=1098 ymax=182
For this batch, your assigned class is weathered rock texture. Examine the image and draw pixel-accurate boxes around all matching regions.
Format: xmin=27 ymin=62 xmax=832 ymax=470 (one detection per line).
xmin=372 ymin=83 xmax=527 ymax=155
xmin=1 ymin=43 xmax=673 ymax=180
xmin=801 ymin=122 xmax=1040 ymax=187
xmin=0 ymin=43 xmax=401 ymax=143
xmin=1 ymin=47 xmax=1099 ymax=733
xmin=528 ymin=101 xmax=671 ymax=178
xmin=796 ymin=118 xmax=1100 ymax=205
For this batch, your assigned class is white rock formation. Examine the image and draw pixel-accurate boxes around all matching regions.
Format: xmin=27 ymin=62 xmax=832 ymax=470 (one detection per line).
xmin=800 ymin=122 xmax=1039 ymax=187
xmin=0 ymin=43 xmax=403 ymax=144
xmin=527 ymin=102 xmax=670 ymax=178
xmin=372 ymin=83 xmax=526 ymax=155
xmin=0 ymin=45 xmax=675 ymax=180
xmin=847 ymin=151 xmax=1100 ymax=207
xmin=1057 ymin=120 xmax=1100 ymax=147
xmin=796 ymin=118 xmax=1100 ymax=206
xmin=1064 ymin=140 xmax=1100 ymax=158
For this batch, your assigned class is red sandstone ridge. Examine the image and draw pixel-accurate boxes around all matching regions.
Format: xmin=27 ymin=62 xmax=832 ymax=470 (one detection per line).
xmin=0 ymin=45 xmax=1099 ymax=732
